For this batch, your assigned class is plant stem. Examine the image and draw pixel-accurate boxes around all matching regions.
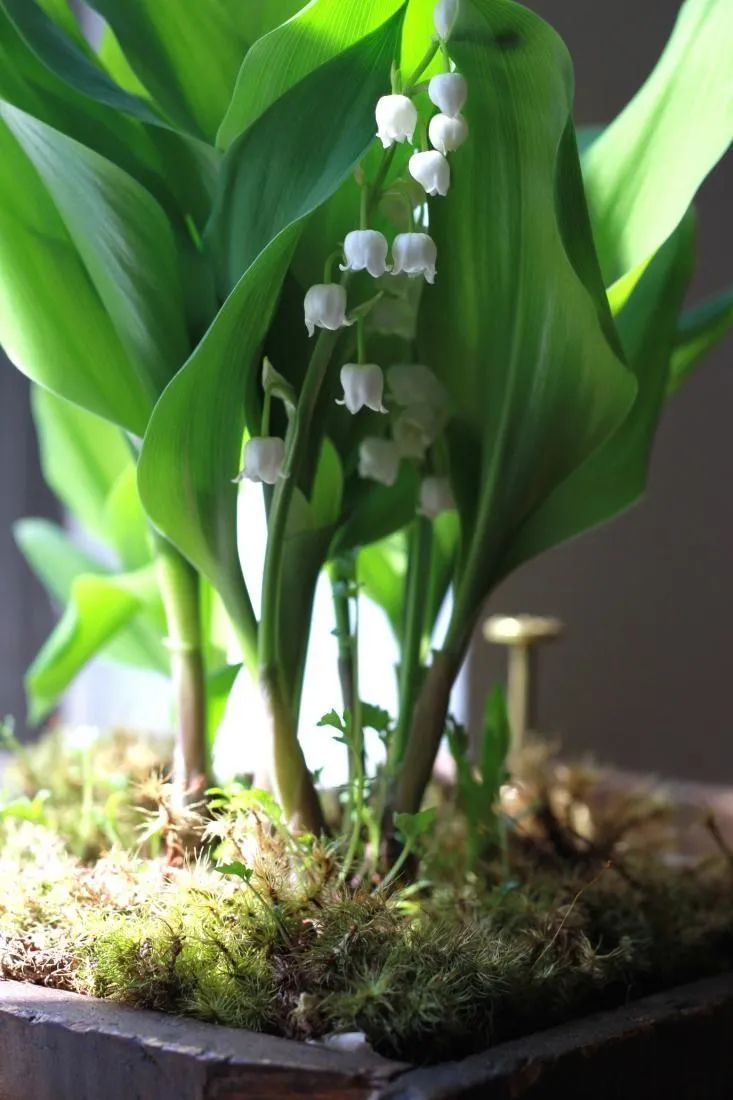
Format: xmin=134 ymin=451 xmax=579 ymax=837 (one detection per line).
xmin=155 ymin=534 xmax=208 ymax=806
xmin=258 ymin=327 xmax=340 ymax=828
xmin=391 ymin=517 xmax=433 ymax=772
xmin=329 ymin=556 xmax=356 ymax=717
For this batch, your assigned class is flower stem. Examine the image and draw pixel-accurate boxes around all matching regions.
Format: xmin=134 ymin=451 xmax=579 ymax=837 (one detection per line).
xmin=258 ymin=326 xmax=341 ymax=827
xmin=391 ymin=517 xmax=433 ymax=772
xmin=154 ymin=534 xmax=208 ymax=806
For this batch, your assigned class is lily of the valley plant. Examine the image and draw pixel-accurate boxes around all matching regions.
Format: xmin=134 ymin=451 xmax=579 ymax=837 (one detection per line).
xmin=1 ymin=0 xmax=731 ymax=861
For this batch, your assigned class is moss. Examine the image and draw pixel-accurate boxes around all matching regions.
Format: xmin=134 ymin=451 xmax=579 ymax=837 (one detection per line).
xmin=2 ymin=739 xmax=733 ymax=1063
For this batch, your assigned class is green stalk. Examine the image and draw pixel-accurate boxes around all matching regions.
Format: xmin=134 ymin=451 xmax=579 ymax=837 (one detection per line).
xmin=258 ymin=328 xmax=341 ymax=830
xmin=391 ymin=517 xmax=433 ymax=771
xmin=329 ymin=556 xmax=356 ymax=718
xmin=155 ymin=534 xmax=208 ymax=805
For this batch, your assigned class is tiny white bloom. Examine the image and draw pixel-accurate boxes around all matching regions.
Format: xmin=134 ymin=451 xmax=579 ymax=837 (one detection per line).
xmin=392 ymin=233 xmax=438 ymax=283
xmin=369 ymin=296 xmax=416 ymax=340
xmin=359 ymin=437 xmax=401 ymax=487
xmin=428 ymin=73 xmax=467 ymax=117
xmin=429 ymin=113 xmax=469 ymax=154
xmin=387 ymin=364 xmax=448 ymax=409
xmin=304 ymin=284 xmax=353 ymax=337
xmin=434 ymin=0 xmax=459 ymax=40
xmin=409 ymin=150 xmax=451 ymax=197
xmin=236 ymin=437 xmax=285 ymax=485
xmin=419 ymin=476 xmax=456 ymax=518
xmin=375 ymin=94 xmax=418 ymax=149
xmin=340 ymin=230 xmax=391 ymax=278
xmin=337 ymin=363 xmax=387 ymax=415
xmin=393 ymin=403 xmax=441 ymax=459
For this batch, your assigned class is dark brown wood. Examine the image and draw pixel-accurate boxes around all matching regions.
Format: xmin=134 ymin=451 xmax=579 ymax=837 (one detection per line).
xmin=2 ymin=973 xmax=733 ymax=1099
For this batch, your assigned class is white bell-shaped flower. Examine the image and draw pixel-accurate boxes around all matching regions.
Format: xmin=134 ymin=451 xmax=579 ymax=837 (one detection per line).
xmin=429 ymin=113 xmax=469 ymax=155
xmin=337 ymin=363 xmax=387 ymax=415
xmin=409 ymin=150 xmax=451 ymax=197
xmin=304 ymin=284 xmax=353 ymax=337
xmin=359 ymin=437 xmax=401 ymax=487
xmin=392 ymin=233 xmax=438 ymax=283
xmin=387 ymin=364 xmax=448 ymax=409
xmin=375 ymin=94 xmax=418 ymax=149
xmin=236 ymin=437 xmax=285 ymax=485
xmin=393 ymin=403 xmax=441 ymax=459
xmin=419 ymin=476 xmax=456 ymax=518
xmin=428 ymin=73 xmax=468 ymax=117
xmin=340 ymin=230 xmax=391 ymax=278
xmin=434 ymin=0 xmax=459 ymax=40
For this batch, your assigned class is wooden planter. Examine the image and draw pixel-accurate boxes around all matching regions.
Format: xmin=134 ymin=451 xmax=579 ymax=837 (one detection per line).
xmin=1 ymin=972 xmax=732 ymax=1099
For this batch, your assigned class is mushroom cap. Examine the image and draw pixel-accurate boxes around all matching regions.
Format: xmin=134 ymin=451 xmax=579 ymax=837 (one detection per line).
xmin=483 ymin=614 xmax=564 ymax=646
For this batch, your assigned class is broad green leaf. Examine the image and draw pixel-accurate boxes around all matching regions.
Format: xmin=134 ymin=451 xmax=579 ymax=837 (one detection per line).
xmin=22 ymin=555 xmax=164 ymax=722
xmin=86 ymin=0 xmax=252 ymax=140
xmin=208 ymin=7 xmax=406 ymax=293
xmin=0 ymin=0 xmax=163 ymax=125
xmin=358 ymin=534 xmax=407 ymax=639
xmin=668 ymin=287 xmax=733 ymax=396
xmin=0 ymin=116 xmax=152 ymax=433
xmin=1 ymin=103 xmax=190 ymax=413
xmin=31 ymin=387 xmax=131 ymax=544
xmin=217 ymin=0 xmax=404 ymax=149
xmin=420 ymin=0 xmax=634 ymax=632
xmin=138 ymin=11 xmax=405 ymax=644
xmin=480 ymin=684 xmax=510 ymax=799
xmin=500 ymin=219 xmax=695 ymax=576
xmin=14 ymin=518 xmax=168 ymax=676
xmin=103 ymin=466 xmax=152 ymax=570
xmin=0 ymin=103 xmax=188 ymax=429
xmin=207 ymin=663 xmax=241 ymax=751
xmin=583 ymin=0 xmax=733 ymax=283
xmin=331 ymin=464 xmax=420 ymax=557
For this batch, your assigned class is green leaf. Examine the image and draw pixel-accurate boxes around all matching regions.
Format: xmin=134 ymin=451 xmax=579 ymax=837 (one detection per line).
xmin=583 ymin=0 xmax=733 ymax=283
xmin=0 ymin=0 xmax=163 ymax=125
xmin=0 ymin=104 xmax=189 ymax=433
xmin=31 ymin=387 xmax=132 ymax=545
xmin=668 ymin=287 xmax=733 ymax=396
xmin=206 ymin=663 xmax=241 ymax=751
xmin=208 ymin=6 xmax=407 ymax=293
xmin=25 ymin=566 xmax=162 ymax=722
xmin=1 ymin=103 xmax=189 ymax=404
xmin=215 ymin=861 xmax=254 ymax=883
xmin=103 ymin=465 xmax=152 ymax=570
xmin=393 ymin=806 xmax=437 ymax=843
xmin=317 ymin=709 xmax=346 ymax=733
xmin=138 ymin=10 xmax=405 ymax=640
xmin=15 ymin=518 xmax=168 ymax=679
xmin=358 ymin=534 xmax=407 ymax=640
xmin=86 ymin=0 xmax=252 ymax=140
xmin=217 ymin=0 xmax=405 ymax=149
xmin=481 ymin=684 xmax=510 ymax=799
xmin=331 ymin=464 xmax=420 ymax=557
xmin=420 ymin=0 xmax=635 ymax=632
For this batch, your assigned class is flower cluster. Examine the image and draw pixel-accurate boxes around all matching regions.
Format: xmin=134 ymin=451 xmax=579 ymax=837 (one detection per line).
xmin=239 ymin=0 xmax=463 ymax=518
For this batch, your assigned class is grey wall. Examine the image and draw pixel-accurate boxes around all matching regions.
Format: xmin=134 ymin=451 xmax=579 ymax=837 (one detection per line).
xmin=470 ymin=0 xmax=733 ymax=782
xmin=0 ymin=364 xmax=59 ymax=732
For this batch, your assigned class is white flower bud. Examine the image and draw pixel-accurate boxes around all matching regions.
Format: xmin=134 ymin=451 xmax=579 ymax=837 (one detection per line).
xmin=393 ymin=403 xmax=441 ymax=459
xmin=419 ymin=476 xmax=455 ymax=518
xmin=392 ymin=233 xmax=437 ymax=283
xmin=409 ymin=150 xmax=451 ymax=197
xmin=340 ymin=230 xmax=391 ymax=278
xmin=236 ymin=437 xmax=285 ymax=485
xmin=304 ymin=284 xmax=353 ymax=337
xmin=375 ymin=94 xmax=418 ymax=149
xmin=359 ymin=437 xmax=401 ymax=487
xmin=434 ymin=0 xmax=459 ymax=40
xmin=387 ymin=364 xmax=448 ymax=409
xmin=428 ymin=73 xmax=467 ymax=117
xmin=337 ymin=363 xmax=387 ymax=415
xmin=429 ymin=112 xmax=469 ymax=154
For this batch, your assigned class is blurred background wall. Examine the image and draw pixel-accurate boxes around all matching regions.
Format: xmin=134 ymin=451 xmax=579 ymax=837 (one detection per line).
xmin=470 ymin=0 xmax=733 ymax=781
xmin=0 ymin=0 xmax=730 ymax=777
